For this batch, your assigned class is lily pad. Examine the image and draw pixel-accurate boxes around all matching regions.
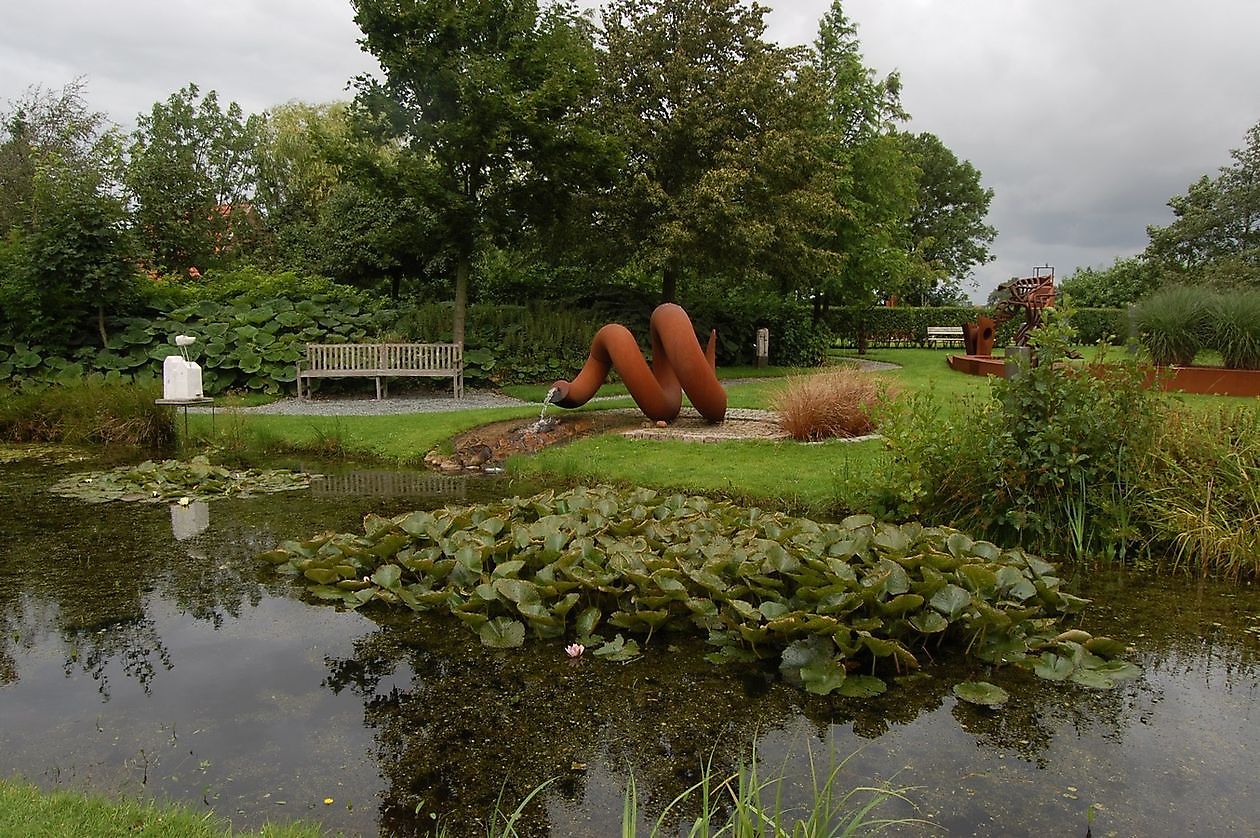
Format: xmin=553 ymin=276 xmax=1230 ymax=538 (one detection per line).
xmin=953 ymin=680 xmax=1010 ymax=708
xmin=478 ymin=617 xmax=526 ymax=649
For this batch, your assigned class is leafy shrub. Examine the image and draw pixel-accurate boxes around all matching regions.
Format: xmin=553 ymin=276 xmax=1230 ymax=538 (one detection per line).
xmin=0 ymin=275 xmax=393 ymax=395
xmin=1210 ymin=288 xmax=1260 ymax=369
xmin=1069 ymin=307 xmax=1129 ymax=346
xmin=771 ymin=368 xmax=894 ymax=441
xmin=0 ymin=381 xmax=175 ymax=447
xmin=1133 ymin=285 xmax=1211 ymax=365
xmin=874 ymin=309 xmax=1163 ymax=559
xmin=395 ymin=302 xmax=603 ymax=385
xmin=681 ymin=294 xmax=831 ymax=367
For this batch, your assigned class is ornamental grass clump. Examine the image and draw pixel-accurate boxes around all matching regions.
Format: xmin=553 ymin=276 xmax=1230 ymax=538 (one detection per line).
xmin=771 ymin=367 xmax=895 ymax=441
xmin=1133 ymin=285 xmax=1211 ymax=366
xmin=1210 ymin=288 xmax=1260 ymax=369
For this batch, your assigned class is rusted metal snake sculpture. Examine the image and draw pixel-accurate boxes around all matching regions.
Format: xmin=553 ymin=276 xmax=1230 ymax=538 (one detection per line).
xmin=549 ymin=303 xmax=727 ymax=423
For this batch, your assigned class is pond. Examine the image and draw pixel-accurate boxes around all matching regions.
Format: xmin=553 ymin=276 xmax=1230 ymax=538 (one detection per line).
xmin=2 ymin=450 xmax=1259 ymax=836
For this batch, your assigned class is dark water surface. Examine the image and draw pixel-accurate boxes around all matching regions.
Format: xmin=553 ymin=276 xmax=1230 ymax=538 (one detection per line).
xmin=2 ymin=450 xmax=1258 ymax=837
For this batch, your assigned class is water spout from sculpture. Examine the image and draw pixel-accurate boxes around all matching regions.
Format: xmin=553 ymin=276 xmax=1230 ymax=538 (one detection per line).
xmin=526 ymin=387 xmax=560 ymax=436
xmin=550 ymin=303 xmax=727 ymax=423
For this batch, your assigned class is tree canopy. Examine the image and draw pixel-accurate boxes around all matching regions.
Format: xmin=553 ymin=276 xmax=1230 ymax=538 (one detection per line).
xmin=349 ymin=0 xmax=613 ymax=343
xmin=1145 ymin=119 xmax=1260 ymax=288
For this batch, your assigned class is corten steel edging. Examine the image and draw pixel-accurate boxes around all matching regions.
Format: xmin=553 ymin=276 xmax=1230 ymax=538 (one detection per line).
xmin=551 ymin=303 xmax=728 ymax=423
xmin=945 ymin=356 xmax=1260 ymax=397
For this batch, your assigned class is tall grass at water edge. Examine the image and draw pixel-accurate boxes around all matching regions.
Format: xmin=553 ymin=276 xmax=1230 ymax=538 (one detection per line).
xmin=616 ymin=746 xmax=920 ymax=838
xmin=1139 ymin=404 xmax=1260 ymax=577
xmin=0 ymin=381 xmax=175 ymax=448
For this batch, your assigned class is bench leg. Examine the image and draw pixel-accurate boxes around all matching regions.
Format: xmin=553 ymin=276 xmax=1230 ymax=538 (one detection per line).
xmin=375 ymin=377 xmax=382 ymax=400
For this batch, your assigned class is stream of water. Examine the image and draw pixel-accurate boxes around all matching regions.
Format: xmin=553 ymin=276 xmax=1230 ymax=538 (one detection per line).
xmin=2 ymin=450 xmax=1258 ymax=836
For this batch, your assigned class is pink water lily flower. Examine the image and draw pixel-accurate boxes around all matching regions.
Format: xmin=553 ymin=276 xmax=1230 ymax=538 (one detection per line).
xmin=565 ymin=643 xmax=585 ymax=658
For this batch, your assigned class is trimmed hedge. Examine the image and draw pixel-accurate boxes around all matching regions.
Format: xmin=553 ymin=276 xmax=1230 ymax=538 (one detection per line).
xmin=825 ymin=306 xmax=1128 ymax=349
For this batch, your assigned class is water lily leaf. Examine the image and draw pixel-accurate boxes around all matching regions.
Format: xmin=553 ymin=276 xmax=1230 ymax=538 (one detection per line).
xmin=593 ymin=634 xmax=640 ymax=662
xmin=575 ymin=606 xmax=601 ymax=637
xmin=479 ymin=517 xmax=506 ymax=537
xmin=945 ymin=532 xmax=974 ymax=558
xmin=479 ymin=618 xmax=525 ymax=649
xmin=704 ymin=646 xmax=757 ymax=665
xmin=371 ymin=564 xmax=403 ymax=590
xmin=493 ymin=560 xmax=526 ymax=579
xmin=837 ymin=675 xmax=887 ymax=698
xmin=873 ymin=525 xmax=910 ymax=555
xmin=1085 ymin=636 xmax=1129 ymax=659
xmin=954 ymin=680 xmax=1009 ymax=707
xmin=303 ymin=567 xmax=341 ymax=585
xmin=1093 ymin=660 xmax=1142 ymax=682
xmin=879 ymin=593 xmax=924 ymax=617
xmin=1032 ymin=652 xmax=1074 ymax=681
xmin=957 ymin=564 xmax=998 ymax=593
xmin=397 ymin=511 xmax=432 ymax=537
xmin=908 ymin=611 xmax=949 ymax=634
xmin=970 ymin=541 xmax=1001 ymax=561
xmin=1068 ymin=668 xmax=1117 ymax=689
xmin=759 ymin=601 xmax=790 ymax=620
xmin=493 ymin=578 xmax=540 ymax=606
xmin=930 ymin=584 xmax=972 ymax=619
xmin=728 ymin=599 xmax=762 ymax=622
xmin=841 ymin=513 xmax=875 ymax=529
xmin=799 ymin=660 xmax=847 ymax=695
xmin=780 ymin=637 xmax=845 ymax=695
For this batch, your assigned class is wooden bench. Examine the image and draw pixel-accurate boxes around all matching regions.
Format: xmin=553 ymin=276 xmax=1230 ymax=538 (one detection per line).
xmin=295 ymin=343 xmax=463 ymax=400
xmin=926 ymin=326 xmax=965 ymax=348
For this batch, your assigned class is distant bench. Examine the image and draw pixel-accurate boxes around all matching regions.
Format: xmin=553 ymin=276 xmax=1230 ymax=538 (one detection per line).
xmin=295 ymin=343 xmax=463 ymax=400
xmin=926 ymin=326 xmax=965 ymax=348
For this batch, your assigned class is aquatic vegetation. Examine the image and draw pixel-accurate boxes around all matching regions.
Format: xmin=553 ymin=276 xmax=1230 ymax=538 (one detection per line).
xmin=260 ymin=485 xmax=1138 ymax=697
xmin=0 ymin=443 xmax=91 ymax=465
xmin=50 ymin=456 xmax=315 ymax=504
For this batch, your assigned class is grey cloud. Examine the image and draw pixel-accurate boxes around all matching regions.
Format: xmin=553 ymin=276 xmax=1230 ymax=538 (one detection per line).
xmin=4 ymin=0 xmax=1256 ymax=299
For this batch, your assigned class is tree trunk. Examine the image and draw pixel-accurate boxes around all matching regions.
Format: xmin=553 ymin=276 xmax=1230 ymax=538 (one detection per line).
xmin=453 ymin=255 xmax=470 ymax=348
xmin=97 ymin=302 xmax=109 ymax=347
xmin=661 ymin=264 xmax=678 ymax=304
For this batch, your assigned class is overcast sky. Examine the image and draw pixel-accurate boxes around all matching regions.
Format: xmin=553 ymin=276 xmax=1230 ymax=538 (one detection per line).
xmin=3 ymin=1 xmax=1257 ymax=300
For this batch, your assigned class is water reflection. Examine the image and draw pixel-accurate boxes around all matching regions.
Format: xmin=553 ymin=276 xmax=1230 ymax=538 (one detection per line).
xmin=170 ymin=500 xmax=210 ymax=541
xmin=321 ymin=609 xmax=1163 ymax=836
xmin=1 ymin=454 xmax=1260 ymax=836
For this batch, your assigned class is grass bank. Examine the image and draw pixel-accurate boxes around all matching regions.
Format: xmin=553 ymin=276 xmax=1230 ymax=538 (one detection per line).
xmin=0 ymin=779 xmax=320 ymax=837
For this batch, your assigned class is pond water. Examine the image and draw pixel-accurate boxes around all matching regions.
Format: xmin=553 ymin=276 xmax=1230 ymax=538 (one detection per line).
xmin=2 ymin=451 xmax=1259 ymax=837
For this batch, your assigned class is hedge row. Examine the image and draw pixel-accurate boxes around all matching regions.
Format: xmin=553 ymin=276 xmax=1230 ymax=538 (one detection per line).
xmin=825 ymin=306 xmax=1127 ymax=348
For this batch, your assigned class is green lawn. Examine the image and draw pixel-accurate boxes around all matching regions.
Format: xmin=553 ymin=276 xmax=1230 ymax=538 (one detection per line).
xmin=184 ymin=347 xmax=1254 ymax=515
xmin=0 ymin=779 xmax=322 ymax=838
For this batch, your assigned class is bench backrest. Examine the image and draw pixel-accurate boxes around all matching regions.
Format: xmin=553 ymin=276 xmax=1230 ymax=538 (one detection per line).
xmin=927 ymin=326 xmax=963 ymax=334
xmin=304 ymin=343 xmax=461 ymax=371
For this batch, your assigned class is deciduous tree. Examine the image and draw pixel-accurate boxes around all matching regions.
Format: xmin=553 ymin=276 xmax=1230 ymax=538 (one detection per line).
xmin=809 ymin=1 xmax=916 ymax=329
xmin=1145 ymin=120 xmax=1260 ymax=287
xmin=594 ymin=0 xmax=830 ymax=302
xmin=126 ymin=84 xmax=264 ymax=274
xmin=899 ymin=131 xmax=995 ymax=306
xmin=350 ymin=0 xmax=611 ymax=345
xmin=0 ymin=81 xmax=136 ymax=347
